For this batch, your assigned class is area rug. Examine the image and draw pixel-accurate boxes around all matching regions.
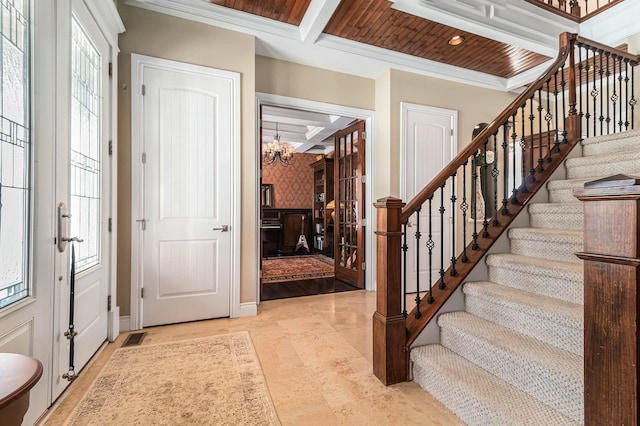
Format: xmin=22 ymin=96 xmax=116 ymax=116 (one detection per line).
xmin=62 ymin=332 xmax=280 ymax=425
xmin=262 ymin=254 xmax=334 ymax=283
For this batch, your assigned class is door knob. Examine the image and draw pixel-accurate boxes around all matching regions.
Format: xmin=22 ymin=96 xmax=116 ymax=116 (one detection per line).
xmin=212 ymin=225 xmax=229 ymax=232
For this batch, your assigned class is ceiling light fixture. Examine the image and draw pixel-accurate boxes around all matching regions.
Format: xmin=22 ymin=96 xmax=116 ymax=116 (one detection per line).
xmin=263 ymin=123 xmax=295 ymax=167
xmin=448 ymin=35 xmax=465 ymax=46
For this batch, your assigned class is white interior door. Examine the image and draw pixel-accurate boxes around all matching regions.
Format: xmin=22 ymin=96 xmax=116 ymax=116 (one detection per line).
xmin=138 ymin=61 xmax=236 ymax=327
xmin=401 ymin=103 xmax=457 ymax=294
xmin=53 ymin=0 xmax=110 ymax=399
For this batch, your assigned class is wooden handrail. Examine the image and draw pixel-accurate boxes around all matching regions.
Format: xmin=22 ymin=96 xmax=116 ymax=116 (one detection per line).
xmin=575 ymin=35 xmax=640 ymax=64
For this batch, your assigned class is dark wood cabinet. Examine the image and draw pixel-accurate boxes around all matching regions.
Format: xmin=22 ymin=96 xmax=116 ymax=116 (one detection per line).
xmin=310 ymin=158 xmax=334 ymax=258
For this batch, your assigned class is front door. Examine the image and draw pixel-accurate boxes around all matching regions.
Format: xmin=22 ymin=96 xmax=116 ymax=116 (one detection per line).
xmin=137 ymin=59 xmax=236 ymax=327
xmin=53 ymin=0 xmax=111 ymax=399
xmin=401 ymin=104 xmax=456 ymax=294
xmin=334 ymin=120 xmax=366 ymax=288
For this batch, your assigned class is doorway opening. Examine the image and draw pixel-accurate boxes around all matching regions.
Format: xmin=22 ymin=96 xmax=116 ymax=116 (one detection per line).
xmin=256 ymin=95 xmax=374 ymax=301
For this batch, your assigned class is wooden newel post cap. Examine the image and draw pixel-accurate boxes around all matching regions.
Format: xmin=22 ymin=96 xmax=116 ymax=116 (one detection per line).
xmin=374 ymin=196 xmax=405 ymax=209
xmin=574 ymin=174 xmax=640 ymax=200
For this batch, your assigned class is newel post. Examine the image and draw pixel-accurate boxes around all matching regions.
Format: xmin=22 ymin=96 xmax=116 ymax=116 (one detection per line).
xmin=373 ymin=196 xmax=407 ymax=385
xmin=574 ymin=174 xmax=640 ymax=425
xmin=566 ymin=33 xmax=581 ymax=142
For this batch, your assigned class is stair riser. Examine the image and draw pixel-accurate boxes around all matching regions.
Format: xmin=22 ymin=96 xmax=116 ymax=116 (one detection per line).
xmin=566 ymin=158 xmax=640 ymax=179
xmin=440 ymin=325 xmax=584 ymax=423
xmin=464 ymin=295 xmax=583 ymax=356
xmin=510 ymin=239 xmax=583 ymax=264
xmin=549 ymin=188 xmax=582 ymax=203
xmin=530 ymin=212 xmax=583 ymax=230
xmin=582 ymin=134 xmax=640 ymax=156
xmin=488 ymin=265 xmax=583 ymax=304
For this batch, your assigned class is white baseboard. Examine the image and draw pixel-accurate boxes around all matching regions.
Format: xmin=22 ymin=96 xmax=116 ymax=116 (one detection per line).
xmin=236 ymin=302 xmax=257 ymax=317
xmin=119 ymin=315 xmax=131 ymax=332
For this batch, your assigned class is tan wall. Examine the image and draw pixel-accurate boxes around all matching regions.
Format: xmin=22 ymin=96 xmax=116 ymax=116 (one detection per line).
xmin=255 ymin=56 xmax=375 ymax=110
xmin=386 ymin=69 xmax=518 ymax=196
xmin=116 ymin=1 xmax=256 ymax=315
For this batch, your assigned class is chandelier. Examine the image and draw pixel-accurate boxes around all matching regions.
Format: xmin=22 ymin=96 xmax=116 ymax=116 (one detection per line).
xmin=263 ymin=123 xmax=295 ymax=166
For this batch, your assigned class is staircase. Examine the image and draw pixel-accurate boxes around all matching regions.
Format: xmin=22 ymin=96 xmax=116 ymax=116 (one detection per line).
xmin=410 ymin=128 xmax=640 ymax=425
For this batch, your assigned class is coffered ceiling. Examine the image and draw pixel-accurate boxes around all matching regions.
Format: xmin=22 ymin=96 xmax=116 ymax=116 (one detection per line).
xmin=127 ymin=0 xmax=640 ymax=91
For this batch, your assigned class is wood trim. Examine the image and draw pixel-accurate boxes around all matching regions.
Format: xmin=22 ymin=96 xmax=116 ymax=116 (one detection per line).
xmin=576 ymin=252 xmax=640 ymax=266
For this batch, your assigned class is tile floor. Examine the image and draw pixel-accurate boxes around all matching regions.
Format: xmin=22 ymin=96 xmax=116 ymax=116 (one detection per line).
xmin=41 ymin=290 xmax=463 ymax=425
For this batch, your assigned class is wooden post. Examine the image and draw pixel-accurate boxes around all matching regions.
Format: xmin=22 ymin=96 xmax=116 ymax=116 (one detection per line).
xmin=566 ymin=33 xmax=581 ymax=142
xmin=373 ymin=196 xmax=407 ymax=385
xmin=574 ymin=174 xmax=640 ymax=425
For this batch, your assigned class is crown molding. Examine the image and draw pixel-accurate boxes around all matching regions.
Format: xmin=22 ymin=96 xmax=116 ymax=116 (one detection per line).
xmin=579 ymin=0 xmax=640 ymax=47
xmin=85 ymin=0 xmax=125 ymax=47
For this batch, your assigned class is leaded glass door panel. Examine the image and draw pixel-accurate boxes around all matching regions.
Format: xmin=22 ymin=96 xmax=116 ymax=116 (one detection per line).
xmin=334 ymin=120 xmax=365 ymax=288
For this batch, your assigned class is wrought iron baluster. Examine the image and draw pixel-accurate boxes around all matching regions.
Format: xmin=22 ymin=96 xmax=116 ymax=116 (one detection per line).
xmin=599 ymin=49 xmax=605 ymax=135
xmin=481 ymin=138 xmax=490 ymax=238
xmin=561 ymin=64 xmax=567 ymax=143
xmin=554 ymin=71 xmax=561 ymax=153
xmin=528 ymin=97 xmax=536 ymax=183
xmin=545 ymin=79 xmax=552 ymax=163
xmin=578 ymin=45 xmax=583 ymax=137
xmin=537 ymin=88 xmax=544 ymax=172
xmin=592 ymin=48 xmax=598 ymax=136
xmin=606 ymin=52 xmax=611 ymax=133
xmin=427 ymin=197 xmax=434 ymax=303
xmin=402 ymin=221 xmax=408 ymax=318
xmin=631 ymin=64 xmax=636 ymax=129
xmin=585 ymin=48 xmax=591 ymax=137
xmin=618 ymin=56 xmax=623 ymax=132
xmin=520 ymin=106 xmax=527 ymax=193
xmin=450 ymin=173 xmax=457 ymax=276
xmin=461 ymin=162 xmax=469 ymax=262
xmin=471 ymin=154 xmax=479 ymax=250
xmin=501 ymin=124 xmax=509 ymax=215
xmin=510 ymin=112 xmax=518 ymax=205
xmin=611 ymin=55 xmax=617 ymax=133
xmin=625 ymin=59 xmax=630 ymax=130
xmin=439 ymin=185 xmax=446 ymax=289
xmin=414 ymin=207 xmax=422 ymax=319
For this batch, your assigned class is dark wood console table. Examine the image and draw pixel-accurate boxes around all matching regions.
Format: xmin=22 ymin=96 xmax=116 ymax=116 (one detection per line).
xmin=0 ymin=353 xmax=43 ymax=426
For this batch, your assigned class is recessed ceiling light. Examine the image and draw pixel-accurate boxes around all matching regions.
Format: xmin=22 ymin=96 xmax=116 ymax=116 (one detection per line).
xmin=448 ymin=35 xmax=465 ymax=46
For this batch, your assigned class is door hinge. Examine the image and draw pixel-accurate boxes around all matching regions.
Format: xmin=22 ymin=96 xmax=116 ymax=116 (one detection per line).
xmin=107 ymin=295 xmax=112 ymax=311
xmin=108 ymin=218 xmax=112 ymax=232
xmin=361 ymin=175 xmax=367 ymax=184
xmin=450 ymin=128 xmax=454 ymax=136
xmin=108 ymin=62 xmax=113 ymax=78
xmin=362 ymin=131 xmax=366 ymax=141
xmin=361 ymin=218 xmax=367 ymax=227
xmin=141 ymin=152 xmax=147 ymax=163
xmin=141 ymin=288 xmax=144 ymax=298
xmin=258 ymin=169 xmax=262 ymax=178
xmin=141 ymin=84 xmax=146 ymax=96
xmin=108 ymin=140 xmax=113 ymax=156
xmin=362 ymin=262 xmax=366 ymax=271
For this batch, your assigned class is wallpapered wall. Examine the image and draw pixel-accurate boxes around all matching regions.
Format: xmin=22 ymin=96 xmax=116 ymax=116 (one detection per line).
xmin=262 ymin=153 xmax=318 ymax=209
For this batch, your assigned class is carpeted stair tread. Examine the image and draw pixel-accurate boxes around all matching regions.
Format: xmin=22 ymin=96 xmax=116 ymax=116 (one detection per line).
xmin=463 ymin=281 xmax=583 ymax=355
xmin=529 ymin=202 xmax=583 ymax=230
xmin=411 ymin=345 xmax=579 ymax=426
xmin=438 ymin=312 xmax=584 ymax=423
xmin=547 ymin=178 xmax=594 ymax=203
xmin=508 ymin=228 xmax=583 ymax=264
xmin=565 ymin=149 xmax=640 ymax=179
xmin=581 ymin=128 xmax=640 ymax=156
xmin=486 ymin=253 xmax=583 ymax=304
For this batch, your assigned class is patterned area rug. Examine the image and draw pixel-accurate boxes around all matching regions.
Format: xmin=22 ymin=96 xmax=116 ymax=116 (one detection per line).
xmin=262 ymin=254 xmax=334 ymax=283
xmin=62 ymin=332 xmax=280 ymax=425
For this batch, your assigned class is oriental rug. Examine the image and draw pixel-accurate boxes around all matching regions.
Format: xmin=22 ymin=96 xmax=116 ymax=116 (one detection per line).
xmin=62 ymin=332 xmax=280 ymax=425
xmin=261 ymin=254 xmax=334 ymax=283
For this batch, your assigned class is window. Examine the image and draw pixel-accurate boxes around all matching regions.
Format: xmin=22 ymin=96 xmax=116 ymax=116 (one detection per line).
xmin=0 ymin=0 xmax=30 ymax=308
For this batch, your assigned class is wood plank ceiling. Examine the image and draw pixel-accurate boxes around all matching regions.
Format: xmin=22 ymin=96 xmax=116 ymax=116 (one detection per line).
xmin=214 ymin=0 xmax=552 ymax=79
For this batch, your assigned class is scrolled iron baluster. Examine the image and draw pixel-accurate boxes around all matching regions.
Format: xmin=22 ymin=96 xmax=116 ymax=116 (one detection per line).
xmin=414 ymin=207 xmax=422 ymax=319
xmin=577 ymin=44 xmax=583 ymax=137
xmin=561 ymin=64 xmax=567 ymax=143
xmin=402 ymin=221 xmax=408 ymax=318
xmin=553 ymin=70 xmax=561 ymax=153
xmin=450 ymin=173 xmax=457 ymax=276
xmin=528 ymin=96 xmax=536 ymax=183
xmin=520 ymin=105 xmax=528 ymax=193
xmin=631 ymin=63 xmax=636 ymax=129
xmin=611 ymin=54 xmax=618 ymax=133
xmin=537 ymin=87 xmax=544 ymax=172
xmin=501 ymin=123 xmax=509 ymax=215
xmin=624 ymin=59 xmax=630 ymax=130
xmin=605 ymin=52 xmax=611 ymax=133
xmin=592 ymin=47 xmax=598 ymax=136
xmin=585 ymin=48 xmax=591 ymax=137
xmin=461 ymin=161 xmax=469 ymax=263
xmin=439 ymin=185 xmax=446 ymax=290
xmin=510 ymin=112 xmax=518 ymax=205
xmin=481 ymin=138 xmax=490 ymax=238
xmin=471 ymin=154 xmax=479 ymax=250
xmin=492 ymin=132 xmax=499 ymax=226
xmin=599 ymin=49 xmax=605 ymax=135
xmin=427 ymin=197 xmax=434 ymax=304
xmin=618 ymin=56 xmax=623 ymax=132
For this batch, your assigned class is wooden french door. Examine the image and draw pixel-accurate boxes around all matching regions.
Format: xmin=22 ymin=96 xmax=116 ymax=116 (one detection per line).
xmin=334 ymin=120 xmax=366 ymax=288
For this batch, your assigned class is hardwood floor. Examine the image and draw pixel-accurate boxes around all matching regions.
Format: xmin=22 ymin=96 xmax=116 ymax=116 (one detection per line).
xmin=261 ymin=277 xmax=360 ymax=301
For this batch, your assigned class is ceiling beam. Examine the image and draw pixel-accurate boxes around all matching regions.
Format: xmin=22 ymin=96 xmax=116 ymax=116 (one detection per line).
xmin=299 ymin=0 xmax=342 ymax=44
